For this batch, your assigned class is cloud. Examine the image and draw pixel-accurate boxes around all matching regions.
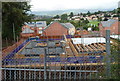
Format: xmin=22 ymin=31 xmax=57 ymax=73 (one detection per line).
xmin=30 ymin=0 xmax=119 ymax=11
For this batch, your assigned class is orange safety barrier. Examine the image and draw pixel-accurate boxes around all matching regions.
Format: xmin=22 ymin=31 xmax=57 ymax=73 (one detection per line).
xmin=2 ymin=39 xmax=25 ymax=59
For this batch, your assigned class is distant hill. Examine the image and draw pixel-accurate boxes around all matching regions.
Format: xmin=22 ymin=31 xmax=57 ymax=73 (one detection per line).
xmin=32 ymin=8 xmax=114 ymax=16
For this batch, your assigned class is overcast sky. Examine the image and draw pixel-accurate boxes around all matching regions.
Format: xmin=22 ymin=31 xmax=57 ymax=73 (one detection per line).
xmin=30 ymin=0 xmax=120 ymax=11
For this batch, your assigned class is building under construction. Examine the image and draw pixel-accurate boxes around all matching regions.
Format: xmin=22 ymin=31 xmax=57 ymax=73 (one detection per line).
xmin=2 ymin=35 xmax=107 ymax=79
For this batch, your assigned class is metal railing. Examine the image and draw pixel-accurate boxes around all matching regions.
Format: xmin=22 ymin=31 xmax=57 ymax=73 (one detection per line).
xmin=1 ymin=31 xmax=119 ymax=80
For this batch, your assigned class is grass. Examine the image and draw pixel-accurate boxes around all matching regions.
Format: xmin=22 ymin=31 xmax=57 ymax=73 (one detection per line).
xmin=88 ymin=20 xmax=100 ymax=27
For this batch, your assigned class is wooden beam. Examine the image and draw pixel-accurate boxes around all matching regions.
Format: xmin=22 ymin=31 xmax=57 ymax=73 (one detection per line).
xmin=17 ymin=41 xmax=30 ymax=54
xmin=93 ymin=43 xmax=103 ymax=51
xmin=89 ymin=44 xmax=98 ymax=51
xmin=75 ymin=44 xmax=81 ymax=52
xmin=85 ymin=45 xmax=94 ymax=52
xmin=81 ymin=44 xmax=89 ymax=52
xmin=3 ymin=63 xmax=105 ymax=68
xmin=77 ymin=44 xmax=84 ymax=52
xmin=69 ymin=40 xmax=78 ymax=56
xmin=97 ymin=43 xmax=106 ymax=50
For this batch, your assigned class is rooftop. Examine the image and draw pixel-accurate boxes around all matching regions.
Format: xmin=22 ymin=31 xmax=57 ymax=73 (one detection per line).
xmin=22 ymin=27 xmax=34 ymax=33
xmin=25 ymin=21 xmax=47 ymax=28
xmin=61 ymin=23 xmax=75 ymax=29
xmin=101 ymin=19 xmax=118 ymax=27
xmin=44 ymin=21 xmax=75 ymax=30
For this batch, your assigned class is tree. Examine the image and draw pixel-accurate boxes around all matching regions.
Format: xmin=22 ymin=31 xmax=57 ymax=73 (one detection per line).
xmin=113 ymin=15 xmax=118 ymax=17
xmin=38 ymin=18 xmax=52 ymax=25
xmin=69 ymin=12 xmax=74 ymax=18
xmin=117 ymin=8 xmax=120 ymax=13
xmin=104 ymin=14 xmax=111 ymax=17
xmin=80 ymin=13 xmax=83 ymax=15
xmin=83 ymin=18 xmax=89 ymax=24
xmin=87 ymin=11 xmax=91 ymax=16
xmin=103 ymin=17 xmax=108 ymax=21
xmin=98 ymin=17 xmax=102 ymax=21
xmin=83 ymin=14 xmax=86 ymax=17
xmin=70 ymin=21 xmax=76 ymax=27
xmin=2 ymin=2 xmax=33 ymax=40
xmin=80 ymin=18 xmax=84 ymax=20
xmin=95 ymin=10 xmax=101 ymax=14
xmin=53 ymin=15 xmax=60 ymax=19
xmin=61 ymin=14 xmax=68 ymax=21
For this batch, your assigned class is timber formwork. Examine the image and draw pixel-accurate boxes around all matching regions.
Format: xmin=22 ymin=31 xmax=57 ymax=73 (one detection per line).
xmin=2 ymin=38 xmax=105 ymax=68
xmin=2 ymin=37 xmax=106 ymax=79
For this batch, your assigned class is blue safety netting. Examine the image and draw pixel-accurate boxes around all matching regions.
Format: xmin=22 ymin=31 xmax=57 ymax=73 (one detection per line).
xmin=3 ymin=55 xmax=104 ymax=65
xmin=3 ymin=37 xmax=104 ymax=66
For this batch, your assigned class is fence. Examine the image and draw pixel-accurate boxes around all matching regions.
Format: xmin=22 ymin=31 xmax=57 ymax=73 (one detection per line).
xmin=1 ymin=31 xmax=120 ymax=80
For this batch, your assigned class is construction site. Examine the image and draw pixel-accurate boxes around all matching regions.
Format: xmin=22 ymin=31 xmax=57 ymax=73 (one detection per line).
xmin=2 ymin=18 xmax=119 ymax=80
xmin=1 ymin=0 xmax=120 ymax=80
xmin=2 ymin=34 xmax=110 ymax=79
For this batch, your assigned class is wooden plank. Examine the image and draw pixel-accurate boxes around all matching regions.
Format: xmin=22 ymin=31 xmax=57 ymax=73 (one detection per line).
xmin=69 ymin=40 xmax=78 ymax=56
xmin=39 ymin=54 xmax=44 ymax=58
xmin=91 ymin=44 xmax=99 ymax=51
xmin=89 ymin=44 xmax=98 ymax=51
xmin=64 ymin=34 xmax=67 ymax=42
xmin=66 ymin=48 xmax=74 ymax=56
xmin=79 ymin=44 xmax=86 ymax=52
xmin=82 ymin=44 xmax=89 ymax=52
xmin=14 ymin=54 xmax=25 ymax=59
xmin=85 ymin=45 xmax=93 ymax=52
xmin=3 ymin=63 xmax=105 ymax=68
xmin=48 ymin=56 xmax=56 ymax=58
xmin=75 ymin=44 xmax=81 ymax=52
xmin=84 ymin=45 xmax=90 ymax=52
xmin=17 ymin=41 xmax=30 ymax=54
xmin=60 ymin=54 xmax=66 ymax=57
xmin=77 ymin=44 xmax=84 ymax=52
xmin=102 ymin=43 xmax=106 ymax=47
xmin=97 ymin=44 xmax=106 ymax=50
xmin=93 ymin=43 xmax=103 ymax=51
xmin=98 ymin=44 xmax=106 ymax=50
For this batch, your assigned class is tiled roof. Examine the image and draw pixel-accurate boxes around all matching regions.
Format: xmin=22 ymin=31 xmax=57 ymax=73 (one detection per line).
xmin=61 ymin=23 xmax=75 ymax=29
xmin=22 ymin=28 xmax=34 ymax=33
xmin=44 ymin=21 xmax=75 ymax=30
xmin=25 ymin=21 xmax=47 ymax=28
xmin=35 ymin=21 xmax=47 ymax=27
xmin=101 ymin=19 xmax=118 ymax=27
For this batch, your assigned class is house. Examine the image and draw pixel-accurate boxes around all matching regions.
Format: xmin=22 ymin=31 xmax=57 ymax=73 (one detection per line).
xmin=99 ymin=19 xmax=119 ymax=36
xmin=52 ymin=18 xmax=61 ymax=21
xmin=21 ymin=21 xmax=47 ymax=37
xmin=88 ymin=27 xmax=92 ymax=31
xmin=43 ymin=21 xmax=75 ymax=36
xmin=74 ymin=18 xmax=80 ymax=21
xmin=26 ymin=21 xmax=47 ymax=29
xmin=72 ymin=16 xmax=80 ymax=19
xmin=92 ymin=17 xmax=98 ymax=20
xmin=21 ymin=25 xmax=39 ymax=37
xmin=113 ymin=17 xmax=118 ymax=20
